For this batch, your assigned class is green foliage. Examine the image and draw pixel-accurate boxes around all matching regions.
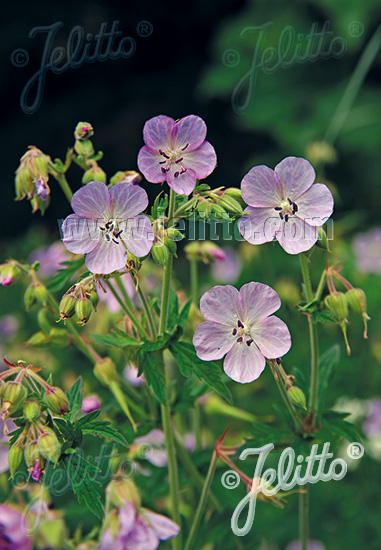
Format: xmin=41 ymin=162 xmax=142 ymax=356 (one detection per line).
xmin=47 ymin=258 xmax=85 ymax=292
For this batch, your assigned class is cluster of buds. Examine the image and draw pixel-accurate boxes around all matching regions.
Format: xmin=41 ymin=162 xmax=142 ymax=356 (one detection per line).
xmin=150 ymin=220 xmax=184 ymax=267
xmin=323 ymin=263 xmax=370 ymax=355
xmin=1 ymin=359 xmax=69 ymax=482
xmin=0 ymin=261 xmax=20 ymax=286
xmin=15 ymin=146 xmax=52 ymax=213
xmin=184 ymin=241 xmax=227 ymax=264
xmin=58 ymin=277 xmax=98 ymax=325
xmin=175 ymin=186 xmax=244 ymax=220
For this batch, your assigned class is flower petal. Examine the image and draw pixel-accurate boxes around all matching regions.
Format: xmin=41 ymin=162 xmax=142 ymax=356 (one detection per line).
xmin=238 ymin=207 xmax=282 ymax=245
xmin=0 ymin=446 xmax=9 ymax=474
xmin=274 ymin=157 xmax=315 ymax=200
xmin=166 ymin=166 xmax=197 ymax=195
xmin=121 ymin=215 xmax=154 ymax=257
xmin=295 ymin=183 xmax=334 ymax=226
xmin=125 ymin=516 xmax=159 ymax=550
xmin=119 ymin=502 xmax=137 ymax=538
xmin=142 ymin=509 xmax=180 ymax=541
xmin=224 ymin=341 xmax=266 ymax=383
xmin=143 ymin=115 xmax=175 ymax=152
xmin=199 ymin=285 xmax=241 ymax=326
xmin=251 ymin=316 xmax=291 ymax=359
xmin=193 ymin=321 xmax=235 ymax=361
xmin=239 ymin=282 xmax=281 ymax=326
xmin=71 ymin=181 xmax=111 ymax=219
xmin=109 ymin=182 xmax=149 ymax=219
xmin=183 ymin=141 xmax=217 ymax=179
xmin=138 ymin=146 xmax=166 ymax=184
xmin=85 ymin=239 xmax=127 ymax=274
xmin=241 ymin=165 xmax=282 ymax=208
xmin=62 ymin=214 xmax=99 ymax=254
xmin=171 ymin=115 xmax=207 ymax=152
xmin=276 ymin=218 xmax=318 ymax=254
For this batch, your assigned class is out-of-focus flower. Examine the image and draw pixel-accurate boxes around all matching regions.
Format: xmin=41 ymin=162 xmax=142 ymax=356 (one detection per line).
xmin=0 ymin=315 xmax=20 ymax=341
xmin=210 ymin=248 xmax=242 ymax=283
xmin=193 ymin=283 xmax=291 ymax=383
xmin=34 ymin=175 xmax=50 ymax=200
xmin=285 ymin=540 xmax=325 ymax=550
xmin=137 ymin=115 xmax=217 ymax=195
xmin=81 ymin=395 xmax=101 ymax=414
xmin=0 ymin=418 xmax=16 ymax=474
xmin=0 ymin=504 xmax=32 ymax=550
xmin=238 ymin=157 xmax=334 ymax=254
xmin=123 ymin=364 xmax=145 ymax=387
xmin=99 ymin=274 xmax=140 ymax=313
xmin=353 ymin=228 xmax=381 ymax=275
xmin=134 ymin=429 xmax=167 ymax=467
xmin=363 ymin=398 xmax=381 ymax=437
xmin=29 ymin=242 xmax=68 ymax=278
xmin=62 ymin=181 xmax=154 ymax=274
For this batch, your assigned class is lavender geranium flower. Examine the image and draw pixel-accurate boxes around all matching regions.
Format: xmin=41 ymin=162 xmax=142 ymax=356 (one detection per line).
xmin=238 ymin=157 xmax=334 ymax=254
xmin=62 ymin=181 xmax=154 ymax=274
xmin=29 ymin=241 xmax=68 ymax=278
xmin=193 ymin=283 xmax=291 ymax=383
xmin=0 ymin=418 xmax=16 ymax=474
xmin=285 ymin=540 xmax=325 ymax=550
xmin=210 ymin=247 xmax=242 ymax=283
xmin=0 ymin=504 xmax=32 ymax=550
xmin=353 ymin=228 xmax=381 ymax=274
xmin=137 ymin=115 xmax=217 ymax=195
xmin=363 ymin=398 xmax=381 ymax=437
xmin=81 ymin=395 xmax=101 ymax=414
xmin=99 ymin=273 xmax=140 ymax=313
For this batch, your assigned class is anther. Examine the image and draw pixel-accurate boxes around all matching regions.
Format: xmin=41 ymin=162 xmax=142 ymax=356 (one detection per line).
xmin=287 ymin=198 xmax=292 ymax=205
xmin=285 ymin=214 xmax=289 ymax=222
xmin=174 ymin=172 xmax=179 ymax=178
xmin=112 ymin=238 xmax=119 ymax=244
xmin=279 ymin=212 xmax=284 ymax=220
xmin=106 ymin=234 xmax=110 ymax=241
xmin=274 ymin=207 xmax=282 ymax=211
xmin=292 ymin=202 xmax=298 ymax=213
xmin=232 ymin=328 xmax=237 ymax=336
xmin=237 ymin=320 xmax=244 ymax=328
xmin=175 ymin=157 xmax=183 ymax=163
xmin=246 ymin=339 xmax=253 ymax=346
xmin=182 ymin=143 xmax=189 ymax=151
xmin=237 ymin=336 xmax=243 ymax=343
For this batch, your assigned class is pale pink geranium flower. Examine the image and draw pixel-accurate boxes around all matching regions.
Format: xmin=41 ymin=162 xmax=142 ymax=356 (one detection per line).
xmin=193 ymin=283 xmax=291 ymax=383
xmin=0 ymin=504 xmax=32 ymax=550
xmin=238 ymin=157 xmax=334 ymax=254
xmin=353 ymin=228 xmax=381 ymax=274
xmin=62 ymin=181 xmax=154 ymax=274
xmin=137 ymin=115 xmax=217 ymax=195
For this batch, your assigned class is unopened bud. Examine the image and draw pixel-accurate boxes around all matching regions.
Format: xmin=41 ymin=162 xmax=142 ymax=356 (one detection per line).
xmin=49 ymin=327 xmax=70 ymax=348
xmin=164 ymin=236 xmax=177 ymax=256
xmin=315 ymin=226 xmax=330 ymax=252
xmin=8 ymin=446 xmax=23 ymax=479
xmin=346 ymin=288 xmax=370 ymax=339
xmin=26 ymin=330 xmax=51 ymax=347
xmin=44 ymin=386 xmax=69 ymax=416
xmin=33 ymin=282 xmax=48 ymax=306
xmin=74 ymin=122 xmax=94 ymax=141
xmin=75 ymin=297 xmax=93 ymax=325
xmin=74 ymin=139 xmax=94 ymax=157
xmin=88 ymin=290 xmax=99 ymax=311
xmin=197 ymin=201 xmax=212 ymax=218
xmin=82 ymin=165 xmax=106 ymax=185
xmin=224 ymin=188 xmax=244 ymax=203
xmin=151 ymin=241 xmax=170 ymax=267
xmin=288 ymin=386 xmax=307 ymax=410
xmin=0 ymin=264 xmax=20 ymax=287
xmin=167 ymin=227 xmax=184 ymax=241
xmin=38 ymin=428 xmax=61 ymax=464
xmin=325 ymin=292 xmax=348 ymax=323
xmin=34 ymin=175 xmax=50 ymax=201
xmin=107 ymin=478 xmax=141 ymax=509
xmin=24 ymin=284 xmax=37 ymax=311
xmin=94 ymin=358 xmax=118 ymax=386
xmin=219 ymin=195 xmax=243 ymax=216
xmin=59 ymin=294 xmax=77 ymax=321
xmin=24 ymin=400 xmax=41 ymax=421
xmin=2 ymin=381 xmax=28 ymax=413
xmin=211 ymin=203 xmax=230 ymax=220
xmin=15 ymin=168 xmax=33 ymax=200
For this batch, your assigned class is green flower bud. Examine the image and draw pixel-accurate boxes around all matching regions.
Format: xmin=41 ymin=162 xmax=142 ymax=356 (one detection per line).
xmin=44 ymin=386 xmax=69 ymax=416
xmin=219 ymin=195 xmax=243 ymax=216
xmin=211 ymin=203 xmax=230 ymax=220
xmin=38 ymin=428 xmax=61 ymax=464
xmin=94 ymin=358 xmax=118 ymax=386
xmin=315 ymin=226 xmax=330 ymax=252
xmin=59 ymin=294 xmax=77 ymax=321
xmin=15 ymin=168 xmax=33 ymax=200
xmin=33 ymin=282 xmax=48 ymax=306
xmin=24 ymin=400 xmax=41 ymax=421
xmin=197 ymin=201 xmax=212 ymax=218
xmin=324 ymin=292 xmax=348 ymax=323
xmin=74 ymin=139 xmax=94 ymax=157
xmin=2 ymin=381 xmax=28 ymax=414
xmin=0 ymin=264 xmax=20 ymax=287
xmin=26 ymin=330 xmax=51 ymax=347
xmin=288 ymin=387 xmax=307 ymax=410
xmin=164 ymin=236 xmax=177 ymax=256
xmin=82 ymin=165 xmax=107 ymax=185
xmin=346 ymin=288 xmax=370 ymax=339
xmin=8 ymin=446 xmax=24 ymax=479
xmin=224 ymin=188 xmax=244 ymax=203
xmin=107 ymin=478 xmax=141 ymax=509
xmin=0 ymin=379 xmax=4 ymax=396
xmin=75 ymin=297 xmax=93 ymax=325
xmin=151 ymin=241 xmax=170 ymax=267
xmin=74 ymin=122 xmax=94 ymax=141
xmin=37 ymin=308 xmax=52 ymax=335
xmin=24 ymin=284 xmax=37 ymax=311
xmin=49 ymin=327 xmax=70 ymax=348
xmin=88 ymin=290 xmax=99 ymax=311
xmin=167 ymin=227 xmax=184 ymax=241
xmin=30 ymin=156 xmax=49 ymax=179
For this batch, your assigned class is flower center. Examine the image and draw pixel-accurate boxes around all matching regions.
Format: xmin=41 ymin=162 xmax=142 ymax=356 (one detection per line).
xmin=232 ymin=319 xmax=254 ymax=346
xmin=274 ymin=197 xmax=298 ymax=222
xmin=100 ymin=219 xmax=123 ymax=245
xmin=158 ymin=144 xmax=189 ymax=178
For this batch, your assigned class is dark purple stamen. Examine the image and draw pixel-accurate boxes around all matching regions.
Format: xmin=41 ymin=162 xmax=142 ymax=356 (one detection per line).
xmin=246 ymin=339 xmax=254 ymax=346
xmin=232 ymin=328 xmax=237 ymax=335
xmin=292 ymin=202 xmax=298 ymax=213
xmin=106 ymin=234 xmax=110 ymax=241
xmin=175 ymin=157 xmax=183 ymax=163
xmin=159 ymin=149 xmax=170 ymax=159
xmin=174 ymin=171 xmax=179 ymax=178
xmin=161 ymin=167 xmax=167 ymax=174
xmin=159 ymin=160 xmax=166 ymax=165
xmin=182 ymin=143 xmax=189 ymax=151
xmin=237 ymin=320 xmax=244 ymax=328
xmin=287 ymin=197 xmax=292 ymax=205
xmin=285 ymin=214 xmax=289 ymax=222
xmin=112 ymin=238 xmax=119 ymax=244
xmin=276 ymin=358 xmax=281 ymax=364
xmin=274 ymin=207 xmax=282 ymax=211
xmin=237 ymin=336 xmax=243 ymax=343
xmin=113 ymin=230 xmax=123 ymax=238
xmin=279 ymin=212 xmax=284 ymax=220
xmin=100 ymin=226 xmax=105 ymax=231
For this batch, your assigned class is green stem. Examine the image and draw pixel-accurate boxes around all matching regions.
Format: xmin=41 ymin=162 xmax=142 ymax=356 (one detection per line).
xmin=105 ymin=280 xmax=146 ymax=339
xmin=54 ymin=173 xmax=73 ymax=203
xmin=314 ymin=269 xmax=327 ymax=301
xmin=131 ymin=273 xmax=157 ymax=340
xmin=299 ymin=490 xmax=309 ymax=550
xmin=190 ymin=258 xmax=198 ymax=303
xmin=109 ymin=381 xmax=137 ymax=433
xmin=272 ymin=363 xmax=303 ymax=433
xmin=184 ymin=451 xmax=218 ymax=550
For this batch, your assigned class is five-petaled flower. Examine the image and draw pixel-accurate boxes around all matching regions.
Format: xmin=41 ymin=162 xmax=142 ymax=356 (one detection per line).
xmin=137 ymin=114 xmax=217 ymax=195
xmin=62 ymin=181 xmax=154 ymax=274
xmin=238 ymin=156 xmax=334 ymax=254
xmin=193 ymin=283 xmax=291 ymax=383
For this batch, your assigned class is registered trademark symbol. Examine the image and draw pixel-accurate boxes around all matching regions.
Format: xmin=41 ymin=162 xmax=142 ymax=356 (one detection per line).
xmin=347 ymin=442 xmax=364 ymax=459
xmin=137 ymin=20 xmax=153 ymax=38
xmin=348 ymin=21 xmax=364 ymax=38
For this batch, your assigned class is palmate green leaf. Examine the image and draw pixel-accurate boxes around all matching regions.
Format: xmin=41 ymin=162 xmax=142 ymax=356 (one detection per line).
xmin=137 ymin=349 xmax=166 ymax=404
xmin=323 ymin=411 xmax=360 ymax=443
xmin=169 ymin=342 xmax=232 ymax=403
xmin=317 ymin=344 xmax=341 ymax=413
xmin=65 ymin=451 xmax=103 ymax=520
xmin=297 ymin=300 xmax=336 ymax=324
xmin=82 ymin=421 xmax=128 ymax=447
xmin=76 ymin=410 xmax=101 ymax=427
xmin=91 ymin=331 xmax=142 ymax=348
xmin=47 ymin=258 xmax=85 ymax=292
xmin=67 ymin=377 xmax=84 ymax=421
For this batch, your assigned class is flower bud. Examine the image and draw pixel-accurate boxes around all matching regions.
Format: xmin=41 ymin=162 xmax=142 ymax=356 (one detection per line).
xmin=24 ymin=400 xmax=41 ymax=421
xmin=75 ymin=297 xmax=93 ymax=325
xmin=49 ymin=327 xmax=70 ymax=348
xmin=219 ymin=195 xmax=243 ymax=216
xmin=211 ymin=203 xmax=229 ymax=220
xmin=315 ymin=226 xmax=330 ymax=252
xmin=82 ymin=165 xmax=107 ymax=185
xmin=74 ymin=139 xmax=94 ymax=157
xmin=43 ymin=386 xmax=69 ymax=416
xmin=24 ymin=284 xmax=37 ymax=311
xmin=59 ymin=294 xmax=77 ymax=321
xmin=24 ymin=442 xmax=44 ymax=481
xmin=34 ymin=175 xmax=50 ymax=201
xmin=38 ymin=428 xmax=61 ymax=464
xmin=74 ymin=122 xmax=94 ymax=141
xmin=324 ymin=292 xmax=348 ymax=323
xmin=8 ymin=446 xmax=23 ymax=479
xmin=0 ymin=264 xmax=20 ymax=287
xmin=34 ymin=282 xmax=48 ymax=306
xmin=288 ymin=386 xmax=307 ymax=410
xmin=346 ymin=288 xmax=370 ymax=339
xmin=109 ymin=170 xmax=142 ymax=187
xmin=2 ymin=381 xmax=28 ymax=413
xmin=151 ymin=241 xmax=170 ymax=267
xmin=15 ymin=168 xmax=33 ymax=200
xmin=94 ymin=358 xmax=118 ymax=386
xmin=197 ymin=201 xmax=212 ymax=218
xmin=107 ymin=478 xmax=141 ymax=509
xmin=88 ymin=289 xmax=99 ymax=311
xmin=164 ymin=236 xmax=177 ymax=257
xmin=224 ymin=188 xmax=244 ymax=203
xmin=30 ymin=155 xmax=49 ymax=179
xmin=26 ymin=330 xmax=51 ymax=347
xmin=167 ymin=227 xmax=184 ymax=241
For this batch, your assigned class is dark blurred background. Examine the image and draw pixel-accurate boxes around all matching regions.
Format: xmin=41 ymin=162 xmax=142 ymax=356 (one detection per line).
xmin=1 ymin=0 xmax=380 ymax=249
